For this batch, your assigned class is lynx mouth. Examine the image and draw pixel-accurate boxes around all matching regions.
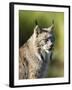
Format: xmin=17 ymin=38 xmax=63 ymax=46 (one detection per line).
xmin=48 ymin=45 xmax=54 ymax=51
xmin=49 ymin=47 xmax=53 ymax=51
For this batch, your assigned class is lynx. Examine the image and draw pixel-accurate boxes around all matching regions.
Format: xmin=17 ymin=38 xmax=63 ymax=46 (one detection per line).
xmin=19 ymin=21 xmax=55 ymax=79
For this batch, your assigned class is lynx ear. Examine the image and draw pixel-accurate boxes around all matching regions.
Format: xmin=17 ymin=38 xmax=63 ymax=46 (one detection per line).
xmin=42 ymin=20 xmax=54 ymax=32
xmin=34 ymin=20 xmax=41 ymax=36
xmin=47 ymin=23 xmax=54 ymax=32
xmin=34 ymin=25 xmax=41 ymax=36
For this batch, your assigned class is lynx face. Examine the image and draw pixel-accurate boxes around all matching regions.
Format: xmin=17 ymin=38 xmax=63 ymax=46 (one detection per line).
xmin=34 ymin=24 xmax=55 ymax=53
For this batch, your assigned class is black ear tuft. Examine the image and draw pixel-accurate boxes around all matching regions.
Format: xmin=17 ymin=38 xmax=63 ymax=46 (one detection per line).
xmin=52 ymin=20 xmax=54 ymax=24
xmin=34 ymin=20 xmax=42 ymax=37
xmin=35 ymin=20 xmax=38 ymax=25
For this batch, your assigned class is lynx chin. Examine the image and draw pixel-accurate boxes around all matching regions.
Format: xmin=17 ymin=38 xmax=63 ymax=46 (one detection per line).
xmin=19 ymin=21 xmax=55 ymax=79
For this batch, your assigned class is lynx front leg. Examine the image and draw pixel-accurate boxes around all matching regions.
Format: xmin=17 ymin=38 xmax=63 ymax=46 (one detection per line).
xmin=28 ymin=64 xmax=37 ymax=79
xmin=28 ymin=63 xmax=42 ymax=79
xmin=19 ymin=59 xmax=25 ymax=79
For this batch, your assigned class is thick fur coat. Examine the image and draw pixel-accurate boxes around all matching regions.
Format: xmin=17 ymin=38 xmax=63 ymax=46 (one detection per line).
xmin=19 ymin=22 xmax=55 ymax=79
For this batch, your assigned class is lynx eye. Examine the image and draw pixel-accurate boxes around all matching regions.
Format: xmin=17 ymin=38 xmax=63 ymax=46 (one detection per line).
xmin=45 ymin=38 xmax=49 ymax=42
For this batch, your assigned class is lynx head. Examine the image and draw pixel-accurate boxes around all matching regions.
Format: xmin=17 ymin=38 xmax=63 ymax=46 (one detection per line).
xmin=33 ymin=20 xmax=55 ymax=53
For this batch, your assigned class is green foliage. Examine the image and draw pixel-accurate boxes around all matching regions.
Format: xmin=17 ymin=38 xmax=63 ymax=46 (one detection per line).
xmin=19 ymin=10 xmax=64 ymax=77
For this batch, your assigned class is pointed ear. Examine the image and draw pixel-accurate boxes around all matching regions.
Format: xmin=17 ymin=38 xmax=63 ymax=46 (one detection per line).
xmin=42 ymin=20 xmax=54 ymax=32
xmin=47 ymin=20 xmax=54 ymax=32
xmin=48 ymin=25 xmax=54 ymax=32
xmin=34 ymin=25 xmax=41 ymax=36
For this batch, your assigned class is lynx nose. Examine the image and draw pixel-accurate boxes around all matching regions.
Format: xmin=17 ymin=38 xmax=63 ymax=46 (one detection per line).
xmin=51 ymin=44 xmax=53 ymax=47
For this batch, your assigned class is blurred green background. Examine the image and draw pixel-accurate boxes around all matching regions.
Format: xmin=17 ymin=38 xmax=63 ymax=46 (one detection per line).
xmin=19 ymin=10 xmax=64 ymax=78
